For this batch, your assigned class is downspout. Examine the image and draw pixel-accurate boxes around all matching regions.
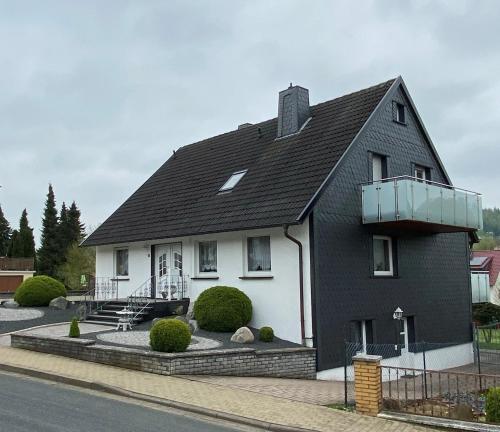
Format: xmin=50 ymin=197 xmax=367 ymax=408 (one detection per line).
xmin=283 ymin=224 xmax=306 ymax=345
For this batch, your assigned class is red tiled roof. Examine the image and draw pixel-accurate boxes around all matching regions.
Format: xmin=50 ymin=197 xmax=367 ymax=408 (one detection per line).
xmin=472 ymin=251 xmax=500 ymax=287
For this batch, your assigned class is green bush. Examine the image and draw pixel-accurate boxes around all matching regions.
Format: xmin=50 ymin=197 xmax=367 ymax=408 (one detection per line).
xmin=150 ymin=319 xmax=191 ymax=353
xmin=69 ymin=317 xmax=80 ymax=338
xmin=14 ymin=276 xmax=66 ymax=307
xmin=473 ymin=303 xmax=500 ymax=325
xmin=259 ymin=326 xmax=274 ymax=342
xmin=486 ymin=387 xmax=500 ymax=423
xmin=194 ymin=286 xmax=252 ymax=332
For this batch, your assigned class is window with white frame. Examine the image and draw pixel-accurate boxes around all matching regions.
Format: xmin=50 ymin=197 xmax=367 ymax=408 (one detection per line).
xmin=115 ymin=248 xmax=129 ymax=277
xmin=373 ymin=235 xmax=393 ymax=276
xmin=199 ymin=241 xmax=217 ymax=273
xmin=219 ymin=170 xmax=247 ymax=192
xmin=247 ymin=236 xmax=271 ymax=272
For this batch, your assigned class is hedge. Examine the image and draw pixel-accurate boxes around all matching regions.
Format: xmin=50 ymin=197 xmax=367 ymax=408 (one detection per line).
xmin=150 ymin=319 xmax=191 ymax=353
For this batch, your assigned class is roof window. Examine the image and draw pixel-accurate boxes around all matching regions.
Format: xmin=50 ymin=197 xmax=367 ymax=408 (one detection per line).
xmin=219 ymin=170 xmax=247 ymax=192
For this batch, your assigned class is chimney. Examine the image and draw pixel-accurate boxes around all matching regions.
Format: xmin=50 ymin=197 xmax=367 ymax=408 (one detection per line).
xmin=277 ymin=84 xmax=310 ymax=138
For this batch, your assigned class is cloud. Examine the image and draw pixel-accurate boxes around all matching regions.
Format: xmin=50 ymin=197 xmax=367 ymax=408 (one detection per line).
xmin=0 ymin=0 xmax=498 ymax=244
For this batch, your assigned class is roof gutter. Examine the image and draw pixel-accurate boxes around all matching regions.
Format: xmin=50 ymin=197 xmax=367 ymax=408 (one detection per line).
xmin=283 ymin=224 xmax=306 ymax=345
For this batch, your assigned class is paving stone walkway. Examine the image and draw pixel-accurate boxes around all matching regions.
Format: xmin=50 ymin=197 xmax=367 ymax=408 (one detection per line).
xmin=0 ymin=345 xmax=429 ymax=431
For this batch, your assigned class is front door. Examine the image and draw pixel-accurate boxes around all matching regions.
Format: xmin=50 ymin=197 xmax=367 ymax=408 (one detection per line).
xmin=155 ymin=243 xmax=182 ymax=300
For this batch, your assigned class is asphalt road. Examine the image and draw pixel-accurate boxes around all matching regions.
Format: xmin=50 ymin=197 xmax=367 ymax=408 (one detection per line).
xmin=0 ymin=372 xmax=257 ymax=432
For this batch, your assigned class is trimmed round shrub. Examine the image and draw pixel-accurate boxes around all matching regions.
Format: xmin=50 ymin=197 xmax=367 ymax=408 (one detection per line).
xmin=14 ymin=276 xmax=66 ymax=307
xmin=150 ymin=319 xmax=191 ymax=353
xmin=194 ymin=286 xmax=252 ymax=332
xmin=259 ymin=326 xmax=274 ymax=342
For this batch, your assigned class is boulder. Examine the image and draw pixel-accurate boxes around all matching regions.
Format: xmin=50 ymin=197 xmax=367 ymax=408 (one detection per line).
xmin=189 ymin=319 xmax=199 ymax=334
xmin=173 ymin=305 xmax=184 ymax=316
xmin=75 ymin=304 xmax=87 ymax=320
xmin=175 ymin=315 xmax=188 ymax=324
xmin=230 ymin=326 xmax=254 ymax=344
xmin=49 ymin=296 xmax=68 ymax=310
xmin=186 ymin=302 xmax=195 ymax=321
xmin=3 ymin=300 xmax=19 ymax=308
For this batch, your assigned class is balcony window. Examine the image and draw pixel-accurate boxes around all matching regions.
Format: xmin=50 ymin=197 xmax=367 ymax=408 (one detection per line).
xmin=247 ymin=236 xmax=271 ymax=272
xmin=373 ymin=235 xmax=393 ymax=276
xmin=115 ymin=248 xmax=129 ymax=277
xmin=199 ymin=241 xmax=217 ymax=273
xmin=372 ymin=154 xmax=387 ymax=181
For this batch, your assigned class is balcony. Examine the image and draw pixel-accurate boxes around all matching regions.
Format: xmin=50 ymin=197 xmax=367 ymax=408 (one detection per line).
xmin=361 ymin=176 xmax=482 ymax=233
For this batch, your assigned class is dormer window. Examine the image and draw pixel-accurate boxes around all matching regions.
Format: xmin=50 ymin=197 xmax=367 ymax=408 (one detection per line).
xmin=219 ymin=170 xmax=247 ymax=192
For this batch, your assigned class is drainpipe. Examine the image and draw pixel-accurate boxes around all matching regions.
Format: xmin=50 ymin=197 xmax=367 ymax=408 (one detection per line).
xmin=283 ymin=224 xmax=306 ymax=345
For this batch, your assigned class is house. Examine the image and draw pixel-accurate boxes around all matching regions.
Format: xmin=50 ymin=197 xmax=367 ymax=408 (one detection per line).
xmin=0 ymin=257 xmax=35 ymax=294
xmin=470 ymin=251 xmax=500 ymax=305
xmin=83 ymin=76 xmax=482 ymax=378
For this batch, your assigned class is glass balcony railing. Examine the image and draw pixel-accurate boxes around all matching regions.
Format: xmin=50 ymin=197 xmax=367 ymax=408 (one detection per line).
xmin=361 ymin=176 xmax=483 ymax=231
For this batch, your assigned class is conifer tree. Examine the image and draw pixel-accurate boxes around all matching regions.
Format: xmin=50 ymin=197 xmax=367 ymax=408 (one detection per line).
xmin=17 ymin=209 xmax=36 ymax=258
xmin=0 ymin=205 xmax=11 ymax=257
xmin=37 ymin=184 xmax=60 ymax=277
xmin=67 ymin=201 xmax=85 ymax=243
xmin=7 ymin=230 xmax=18 ymax=257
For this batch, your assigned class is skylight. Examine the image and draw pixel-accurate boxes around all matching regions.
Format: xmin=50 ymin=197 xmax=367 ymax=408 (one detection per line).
xmin=219 ymin=170 xmax=247 ymax=192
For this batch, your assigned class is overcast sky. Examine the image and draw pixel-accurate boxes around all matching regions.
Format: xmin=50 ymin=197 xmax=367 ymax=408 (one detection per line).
xmin=1 ymin=0 xmax=498 ymax=244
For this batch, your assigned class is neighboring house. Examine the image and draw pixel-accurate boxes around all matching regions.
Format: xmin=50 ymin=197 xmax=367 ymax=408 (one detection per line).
xmin=83 ymin=76 xmax=482 ymax=378
xmin=470 ymin=251 xmax=500 ymax=305
xmin=0 ymin=257 xmax=35 ymax=293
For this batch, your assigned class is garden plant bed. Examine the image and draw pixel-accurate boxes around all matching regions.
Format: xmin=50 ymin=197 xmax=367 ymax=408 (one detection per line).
xmin=11 ymin=332 xmax=316 ymax=379
xmin=80 ymin=320 xmax=301 ymax=352
xmin=0 ymin=304 xmax=80 ymax=334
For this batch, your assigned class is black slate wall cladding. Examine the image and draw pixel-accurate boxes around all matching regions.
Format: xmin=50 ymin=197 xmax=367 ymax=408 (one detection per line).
xmin=312 ymin=85 xmax=472 ymax=370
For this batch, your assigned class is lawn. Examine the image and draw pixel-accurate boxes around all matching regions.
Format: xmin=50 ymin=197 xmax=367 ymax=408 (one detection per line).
xmin=478 ymin=327 xmax=500 ymax=350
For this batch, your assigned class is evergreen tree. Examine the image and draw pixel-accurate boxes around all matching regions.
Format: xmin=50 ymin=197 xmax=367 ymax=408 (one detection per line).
xmin=67 ymin=201 xmax=85 ymax=243
xmin=7 ymin=230 xmax=18 ymax=257
xmin=58 ymin=202 xmax=71 ymax=256
xmin=17 ymin=209 xmax=36 ymax=258
xmin=37 ymin=184 xmax=60 ymax=277
xmin=0 ymin=205 xmax=11 ymax=256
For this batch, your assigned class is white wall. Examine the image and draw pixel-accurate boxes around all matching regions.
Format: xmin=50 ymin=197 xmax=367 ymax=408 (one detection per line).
xmin=317 ymin=343 xmax=475 ymax=381
xmin=95 ymin=220 xmax=312 ymax=345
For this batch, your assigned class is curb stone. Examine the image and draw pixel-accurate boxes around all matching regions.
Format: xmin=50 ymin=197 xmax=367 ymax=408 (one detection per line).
xmin=0 ymin=363 xmax=316 ymax=432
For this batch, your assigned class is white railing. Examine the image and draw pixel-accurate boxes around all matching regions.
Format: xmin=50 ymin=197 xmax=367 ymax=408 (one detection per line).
xmin=361 ymin=176 xmax=483 ymax=230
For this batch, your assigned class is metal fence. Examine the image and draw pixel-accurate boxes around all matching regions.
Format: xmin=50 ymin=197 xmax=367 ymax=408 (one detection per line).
xmin=343 ymin=341 xmax=479 ymax=407
xmin=380 ymin=366 xmax=498 ymax=423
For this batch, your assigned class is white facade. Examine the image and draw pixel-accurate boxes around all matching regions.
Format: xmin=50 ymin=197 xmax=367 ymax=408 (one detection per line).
xmin=317 ymin=343 xmax=475 ymax=381
xmin=95 ymin=220 xmax=312 ymax=345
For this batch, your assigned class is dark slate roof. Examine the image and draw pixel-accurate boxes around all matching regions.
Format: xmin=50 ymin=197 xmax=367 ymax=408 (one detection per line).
xmin=83 ymin=79 xmax=396 ymax=246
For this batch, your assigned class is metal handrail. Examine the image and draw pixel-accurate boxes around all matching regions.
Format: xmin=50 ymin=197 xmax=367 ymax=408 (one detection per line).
xmin=360 ymin=175 xmax=482 ymax=196
xmin=81 ymin=277 xmax=119 ymax=319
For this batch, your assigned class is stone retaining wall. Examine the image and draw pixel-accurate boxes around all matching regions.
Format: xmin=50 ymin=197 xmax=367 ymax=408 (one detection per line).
xmin=11 ymin=333 xmax=316 ymax=379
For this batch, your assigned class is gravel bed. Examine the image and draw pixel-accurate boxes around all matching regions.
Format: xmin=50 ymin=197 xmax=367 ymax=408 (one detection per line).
xmin=0 ymin=308 xmax=44 ymax=321
xmin=0 ymin=303 xmax=81 ymax=334
xmin=95 ymin=331 xmax=222 ymax=350
xmin=83 ymin=319 xmax=301 ymax=351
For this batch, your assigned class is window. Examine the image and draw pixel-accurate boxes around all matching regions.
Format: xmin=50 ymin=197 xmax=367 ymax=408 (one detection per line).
xmin=115 ymin=249 xmax=129 ymax=277
xmin=373 ymin=235 xmax=393 ymax=276
xmin=174 ymin=252 xmax=182 ymax=271
xmin=158 ymin=253 xmax=167 ymax=277
xmin=219 ymin=170 xmax=247 ymax=192
xmin=372 ymin=154 xmax=387 ymax=181
xmin=352 ymin=320 xmax=374 ymax=354
xmin=414 ymin=165 xmax=428 ymax=181
xmin=247 ymin=236 xmax=271 ymax=272
xmin=395 ymin=102 xmax=406 ymax=124
xmin=199 ymin=241 xmax=217 ymax=273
